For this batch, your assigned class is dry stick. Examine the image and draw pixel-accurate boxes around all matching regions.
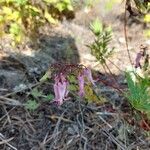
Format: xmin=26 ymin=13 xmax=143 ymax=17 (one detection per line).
xmin=78 ymin=99 xmax=88 ymax=150
xmin=103 ymin=61 xmax=119 ymax=85
xmin=49 ymin=109 xmax=68 ymax=149
xmin=4 ymin=81 xmax=43 ymax=97
xmin=97 ymin=77 xmax=124 ymax=94
xmin=124 ymin=0 xmax=133 ymax=66
xmin=39 ymin=132 xmax=50 ymax=150
xmin=0 ymin=133 xmax=17 ymax=150
xmin=100 ymin=63 xmax=124 ymax=94
xmin=0 ymin=96 xmax=22 ymax=106
xmin=107 ymin=58 xmax=123 ymax=72
xmin=102 ymin=130 xmax=127 ymax=150
xmin=141 ymin=117 xmax=150 ymax=130
xmin=0 ymin=137 xmax=14 ymax=145
xmin=98 ymin=115 xmax=113 ymax=129
xmin=0 ymin=107 xmax=16 ymax=122
xmin=95 ymin=116 xmax=127 ymax=150
xmin=47 ymin=115 xmax=73 ymax=123
xmin=3 ymin=106 xmax=11 ymax=124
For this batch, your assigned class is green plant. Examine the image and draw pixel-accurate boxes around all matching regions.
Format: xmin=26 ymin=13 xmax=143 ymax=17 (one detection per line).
xmin=31 ymin=88 xmax=43 ymax=99
xmin=68 ymin=74 xmax=105 ymax=103
xmin=144 ymin=13 xmax=150 ymax=37
xmin=31 ymin=88 xmax=54 ymax=101
xmin=0 ymin=0 xmax=73 ymax=45
xmin=88 ymin=18 xmax=114 ymax=64
xmin=133 ymin=0 xmax=150 ymax=13
xmin=25 ymin=99 xmax=39 ymax=111
xmin=105 ymin=0 xmax=120 ymax=12
xmin=125 ymin=72 xmax=150 ymax=114
xmin=24 ymin=87 xmax=54 ymax=111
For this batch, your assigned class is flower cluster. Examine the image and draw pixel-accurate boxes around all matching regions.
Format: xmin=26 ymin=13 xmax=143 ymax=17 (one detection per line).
xmin=53 ymin=67 xmax=95 ymax=105
xmin=78 ymin=68 xmax=96 ymax=97
xmin=53 ymin=73 xmax=69 ymax=105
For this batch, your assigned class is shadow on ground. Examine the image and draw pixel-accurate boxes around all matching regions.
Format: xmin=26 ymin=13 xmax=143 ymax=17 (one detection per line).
xmin=0 ymin=33 xmax=80 ymax=90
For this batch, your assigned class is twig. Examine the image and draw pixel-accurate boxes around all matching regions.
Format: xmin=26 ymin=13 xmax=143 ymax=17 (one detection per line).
xmin=0 ymin=133 xmax=17 ymax=150
xmin=0 ymin=107 xmax=15 ymax=122
xmin=97 ymin=114 xmax=113 ymax=129
xmin=49 ymin=108 xmax=68 ymax=149
xmin=107 ymin=58 xmax=123 ymax=72
xmin=0 ymin=96 xmax=22 ymax=106
xmin=4 ymin=81 xmax=44 ymax=97
xmin=102 ymin=129 xmax=127 ymax=150
xmin=124 ymin=0 xmax=133 ymax=66
xmin=46 ymin=115 xmax=73 ymax=123
xmin=3 ymin=106 xmax=11 ymax=124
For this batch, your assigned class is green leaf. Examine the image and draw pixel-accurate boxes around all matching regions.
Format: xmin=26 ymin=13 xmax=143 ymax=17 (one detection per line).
xmin=125 ymin=72 xmax=150 ymax=113
xmin=43 ymin=0 xmax=57 ymax=3
xmin=9 ymin=23 xmax=21 ymax=35
xmin=14 ymin=0 xmax=28 ymax=5
xmin=90 ymin=18 xmax=103 ymax=36
xmin=44 ymin=10 xmax=58 ymax=24
xmin=25 ymin=100 xmax=39 ymax=111
xmin=45 ymin=94 xmax=54 ymax=101
xmin=68 ymin=75 xmax=77 ymax=83
xmin=144 ymin=14 xmax=150 ymax=23
xmin=68 ymin=84 xmax=77 ymax=91
xmin=40 ymin=70 xmax=52 ymax=82
xmin=31 ymin=88 xmax=43 ymax=98
xmin=56 ymin=3 xmax=66 ymax=12
xmin=2 ymin=6 xmax=12 ymax=15
xmin=0 ymin=16 xmax=4 ymax=22
xmin=105 ymin=0 xmax=119 ymax=12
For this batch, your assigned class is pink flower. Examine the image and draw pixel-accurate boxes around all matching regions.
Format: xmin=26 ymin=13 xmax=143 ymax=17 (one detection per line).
xmin=53 ymin=74 xmax=69 ymax=105
xmin=84 ymin=68 xmax=96 ymax=86
xmin=78 ymin=73 xmax=85 ymax=97
xmin=135 ymin=51 xmax=143 ymax=68
xmin=78 ymin=68 xmax=96 ymax=97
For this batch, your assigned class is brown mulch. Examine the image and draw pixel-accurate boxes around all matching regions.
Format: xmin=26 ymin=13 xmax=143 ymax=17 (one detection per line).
xmin=0 ymin=81 xmax=150 ymax=150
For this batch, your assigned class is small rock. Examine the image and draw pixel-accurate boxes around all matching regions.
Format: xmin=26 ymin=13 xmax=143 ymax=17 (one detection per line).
xmin=118 ymin=37 xmax=125 ymax=44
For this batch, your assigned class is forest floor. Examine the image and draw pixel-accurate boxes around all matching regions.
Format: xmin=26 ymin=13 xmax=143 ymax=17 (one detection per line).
xmin=0 ymin=0 xmax=150 ymax=150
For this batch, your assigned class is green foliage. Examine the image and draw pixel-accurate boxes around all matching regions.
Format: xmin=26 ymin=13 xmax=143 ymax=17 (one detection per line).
xmin=131 ymin=1 xmax=150 ymax=37
xmin=88 ymin=19 xmax=114 ymax=64
xmin=144 ymin=13 xmax=150 ymax=37
xmin=133 ymin=0 xmax=150 ymax=13
xmin=40 ymin=70 xmax=52 ymax=82
xmin=31 ymin=88 xmax=43 ymax=99
xmin=24 ymin=87 xmax=54 ymax=111
xmin=105 ymin=0 xmax=120 ymax=12
xmin=0 ymin=0 xmax=73 ymax=45
xmin=84 ymin=0 xmax=99 ymax=8
xmin=84 ymin=83 xmax=107 ymax=103
xmin=68 ymin=74 xmax=106 ymax=103
xmin=90 ymin=18 xmax=103 ymax=36
xmin=144 ymin=14 xmax=150 ymax=23
xmin=31 ymin=88 xmax=54 ymax=101
xmin=45 ymin=94 xmax=54 ymax=101
xmin=25 ymin=100 xmax=39 ymax=111
xmin=126 ymin=72 xmax=150 ymax=114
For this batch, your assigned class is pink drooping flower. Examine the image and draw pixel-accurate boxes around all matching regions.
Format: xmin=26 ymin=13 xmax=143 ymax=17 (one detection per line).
xmin=78 ymin=68 xmax=96 ymax=97
xmin=78 ymin=73 xmax=85 ymax=97
xmin=135 ymin=51 xmax=143 ymax=68
xmin=84 ymin=68 xmax=96 ymax=86
xmin=53 ymin=74 xmax=69 ymax=105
